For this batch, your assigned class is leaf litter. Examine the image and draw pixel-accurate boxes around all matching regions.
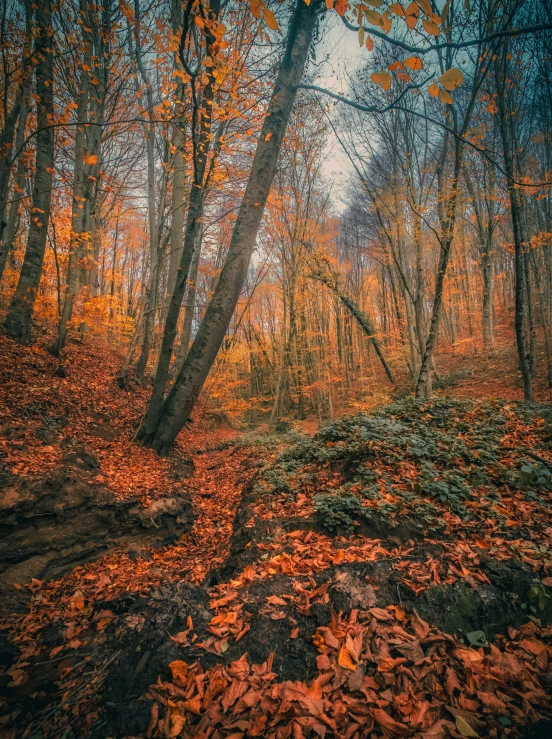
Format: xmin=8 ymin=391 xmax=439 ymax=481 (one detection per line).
xmin=1 ymin=338 xmax=552 ymax=737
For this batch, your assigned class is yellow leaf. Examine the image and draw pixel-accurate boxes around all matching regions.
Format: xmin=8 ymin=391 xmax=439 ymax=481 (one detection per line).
xmin=170 ymin=714 xmax=186 ymax=737
xmin=365 ymin=0 xmax=382 ymax=5
xmin=439 ymin=88 xmax=453 ymax=104
xmin=338 ymin=643 xmax=357 ymax=670
xmin=262 ymin=7 xmax=279 ymax=31
xmin=439 ymin=67 xmax=464 ymax=91
xmin=428 ymin=82 xmax=439 ymax=97
xmin=358 ymin=26 xmax=364 ymax=46
xmin=456 ymin=715 xmax=479 ymax=738
xmin=423 ymin=18 xmax=440 ymax=35
xmin=404 ymin=56 xmax=423 ymax=70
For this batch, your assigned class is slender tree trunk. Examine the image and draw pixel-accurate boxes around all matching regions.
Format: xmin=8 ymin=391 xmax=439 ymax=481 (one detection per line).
xmin=4 ymin=0 xmax=54 ymax=341
xmin=167 ymin=94 xmax=187 ymax=301
xmin=49 ymin=1 xmax=106 ymax=356
xmin=481 ymin=239 xmax=494 ymax=348
xmin=174 ymin=224 xmax=202 ymax=370
xmin=0 ymin=93 xmax=30 ymax=282
xmin=0 ymin=0 xmax=32 ymax=246
xmin=494 ymin=54 xmax=533 ymax=400
xmin=137 ymin=1 xmax=221 ymax=438
xmin=139 ymin=0 xmax=321 ymax=453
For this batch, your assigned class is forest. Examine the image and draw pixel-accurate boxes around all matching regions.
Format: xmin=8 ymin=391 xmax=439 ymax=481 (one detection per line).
xmin=1 ymin=0 xmax=552 ymax=737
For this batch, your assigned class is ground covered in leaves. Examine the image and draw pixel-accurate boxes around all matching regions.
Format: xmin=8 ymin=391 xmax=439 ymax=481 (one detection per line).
xmin=1 ymin=337 xmax=552 ymax=738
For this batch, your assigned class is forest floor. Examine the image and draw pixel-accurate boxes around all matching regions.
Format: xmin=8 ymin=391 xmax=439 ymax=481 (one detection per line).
xmin=1 ymin=332 xmax=552 ymax=739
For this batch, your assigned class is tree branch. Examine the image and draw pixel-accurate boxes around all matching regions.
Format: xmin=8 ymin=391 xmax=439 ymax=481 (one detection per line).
xmin=340 ymin=17 xmax=552 ymax=56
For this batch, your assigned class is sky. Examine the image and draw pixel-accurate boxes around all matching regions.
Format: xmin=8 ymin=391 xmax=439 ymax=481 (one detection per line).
xmin=310 ymin=13 xmax=370 ymax=211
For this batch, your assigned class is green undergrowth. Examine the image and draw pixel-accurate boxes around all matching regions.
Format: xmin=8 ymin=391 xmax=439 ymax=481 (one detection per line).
xmin=255 ymin=397 xmax=552 ymax=536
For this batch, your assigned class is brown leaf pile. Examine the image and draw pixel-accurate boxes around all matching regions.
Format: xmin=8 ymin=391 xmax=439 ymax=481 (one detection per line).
xmin=146 ymin=608 xmax=552 ymax=738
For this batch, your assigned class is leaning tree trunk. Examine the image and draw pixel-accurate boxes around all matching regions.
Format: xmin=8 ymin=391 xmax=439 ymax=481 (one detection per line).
xmin=4 ymin=0 xmax=54 ymax=341
xmin=139 ymin=0 xmax=321 ymax=453
xmin=337 ymin=293 xmax=395 ymax=386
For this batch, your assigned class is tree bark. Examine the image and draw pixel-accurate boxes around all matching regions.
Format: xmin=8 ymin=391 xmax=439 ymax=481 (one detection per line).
xmin=0 ymin=92 xmax=30 ymax=283
xmin=137 ymin=0 xmax=221 ymax=439
xmin=49 ymin=0 xmax=106 ymax=356
xmin=139 ymin=0 xmax=321 ymax=453
xmin=494 ymin=53 xmax=533 ymax=400
xmin=4 ymin=0 xmax=54 ymax=341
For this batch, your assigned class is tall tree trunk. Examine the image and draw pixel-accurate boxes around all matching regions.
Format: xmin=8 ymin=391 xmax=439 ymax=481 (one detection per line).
xmin=4 ymin=0 xmax=54 ymax=341
xmin=167 ymin=89 xmax=187 ymax=301
xmin=494 ymin=54 xmax=533 ymax=400
xmin=137 ymin=0 xmax=221 ymax=439
xmin=49 ymin=0 xmax=106 ymax=356
xmin=0 ymin=0 xmax=33 ymax=246
xmin=131 ymin=0 xmax=160 ymax=379
xmin=139 ymin=0 xmax=321 ymax=453
xmin=0 ymin=92 xmax=30 ymax=282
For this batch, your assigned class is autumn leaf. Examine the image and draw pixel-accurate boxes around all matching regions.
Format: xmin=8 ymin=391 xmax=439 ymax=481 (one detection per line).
xmin=404 ymin=1 xmax=420 ymax=28
xmin=380 ymin=11 xmax=392 ymax=33
xmin=337 ymin=643 xmax=357 ymax=670
xmin=369 ymin=606 xmax=394 ymax=621
xmin=365 ymin=10 xmax=383 ymax=26
xmin=365 ymin=35 xmax=374 ymax=51
xmin=389 ymin=3 xmax=405 ymax=16
xmin=456 ymin=715 xmax=480 ymax=737
xmin=439 ymin=67 xmax=464 ymax=91
xmin=170 ymin=714 xmax=186 ymax=737
xmin=371 ymin=708 xmax=410 ymax=735
xmin=249 ymin=0 xmax=261 ymax=19
xmin=438 ymin=89 xmax=454 ymax=104
xmin=428 ymin=82 xmax=439 ymax=97
xmin=358 ymin=26 xmax=364 ymax=46
xmin=335 ymin=0 xmax=348 ymax=16
xmin=423 ymin=18 xmax=440 ymax=35
xmin=266 ymin=594 xmax=286 ymax=605
xmin=404 ymin=56 xmax=423 ymax=70
xmin=84 ymin=154 xmax=98 ymax=165
xmin=371 ymin=71 xmax=392 ymax=91
xmin=262 ymin=7 xmax=278 ymax=31
xmin=417 ymin=0 xmax=432 ymax=14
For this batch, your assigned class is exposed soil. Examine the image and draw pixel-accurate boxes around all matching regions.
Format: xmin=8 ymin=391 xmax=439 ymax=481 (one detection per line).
xmin=0 ymin=454 xmax=194 ymax=585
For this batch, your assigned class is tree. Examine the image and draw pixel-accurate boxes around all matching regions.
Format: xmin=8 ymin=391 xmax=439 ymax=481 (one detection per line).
xmin=4 ymin=0 xmax=54 ymax=341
